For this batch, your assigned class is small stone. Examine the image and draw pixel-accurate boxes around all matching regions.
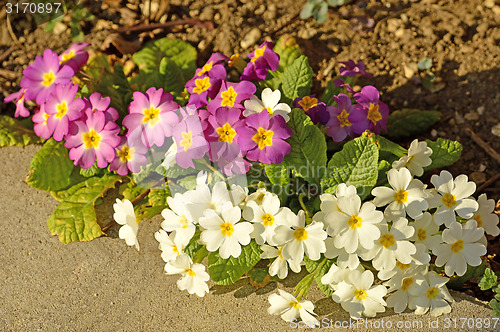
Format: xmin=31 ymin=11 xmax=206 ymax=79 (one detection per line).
xmin=297 ymin=27 xmax=318 ymax=40
xmin=429 ymin=82 xmax=446 ymax=93
xmin=470 ymin=172 xmax=487 ymax=184
xmin=52 ymin=22 xmax=68 ymax=35
xmin=460 ymin=45 xmax=474 ymax=54
xmin=485 ymin=0 xmax=495 ymax=8
xmin=386 ymin=18 xmax=401 ymax=33
xmin=478 ymin=164 xmax=487 ymax=172
xmin=493 ymin=6 xmax=500 ymax=15
xmin=199 ymin=7 xmax=214 ymax=21
xmin=492 ymin=123 xmax=500 ymax=137
xmin=264 ymin=4 xmax=277 ymax=20
xmin=477 ymin=106 xmax=485 ymax=115
xmin=448 ymin=118 xmax=456 ymax=126
xmin=403 ymin=63 xmax=418 ymax=79
xmin=455 ymin=112 xmax=465 ymax=124
xmin=476 ymin=22 xmax=490 ymax=34
xmin=464 ymin=111 xmax=480 ymax=121
xmin=254 ymin=4 xmax=266 ymax=15
xmin=240 ymin=27 xmax=261 ymax=49
xmin=431 ymin=129 xmax=438 ymax=137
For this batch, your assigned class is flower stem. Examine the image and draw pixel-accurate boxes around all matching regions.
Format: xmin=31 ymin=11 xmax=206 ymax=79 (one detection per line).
xmin=298 ymin=193 xmax=310 ymax=219
xmin=193 ymin=246 xmax=209 ymax=263
xmin=200 ymin=158 xmax=226 ymax=181
xmin=294 ymin=257 xmax=327 ymax=300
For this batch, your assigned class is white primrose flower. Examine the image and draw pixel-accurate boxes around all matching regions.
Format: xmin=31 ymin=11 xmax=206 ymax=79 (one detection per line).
xmin=409 ymin=270 xmax=453 ymax=317
xmin=411 ymin=242 xmax=432 ymax=265
xmin=372 ymin=167 xmax=429 ymax=220
xmin=243 ymin=88 xmax=292 ymax=122
xmin=184 ymin=181 xmax=232 ymax=221
xmin=384 ymin=264 xmax=428 ymax=313
xmin=113 ymin=198 xmax=140 ymax=250
xmin=429 ymin=170 xmax=478 ymax=227
xmin=433 ymin=219 xmax=486 ymax=276
xmin=273 ymin=210 xmax=327 ymax=261
xmin=324 ymin=194 xmax=384 ymax=254
xmin=160 ymin=193 xmax=197 ymax=241
xmin=321 ymin=263 xmax=365 ymax=292
xmin=229 ymin=184 xmax=249 ymax=207
xmin=361 ymin=217 xmax=416 ymax=271
xmin=155 ymin=229 xmax=190 ymax=263
xmin=261 ymin=244 xmax=301 ymax=279
xmin=331 ymin=270 xmax=387 ymax=319
xmin=164 ymin=254 xmax=209 ymax=297
xmin=199 ymin=202 xmax=253 ymax=259
xmin=392 ymin=139 xmax=432 ymax=177
xmin=313 ymin=184 xmax=357 ymax=223
xmin=409 ymin=212 xmax=442 ymax=251
xmin=243 ymin=193 xmax=292 ymax=246
xmin=245 ymin=187 xmax=270 ymax=205
xmin=324 ymin=237 xmax=361 ymax=270
xmin=470 ymin=193 xmax=500 ymax=236
xmin=161 ymin=138 xmax=177 ymax=170
xmin=268 ymin=289 xmax=319 ymax=326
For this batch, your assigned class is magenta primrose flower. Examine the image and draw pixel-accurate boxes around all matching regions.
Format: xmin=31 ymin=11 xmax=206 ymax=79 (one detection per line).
xmin=44 ymin=83 xmax=85 ymax=141
xmin=123 ymin=87 xmax=180 ymax=148
xmin=241 ymin=41 xmax=279 ymax=81
xmin=339 ymin=60 xmax=373 ymax=78
xmin=206 ymin=107 xmax=244 ymax=160
xmin=59 ymin=42 xmax=90 ymax=73
xmin=21 ymin=49 xmax=74 ymax=104
xmin=172 ymin=115 xmax=209 ymax=169
xmin=109 ymin=135 xmax=148 ymax=176
xmin=237 ymin=111 xmax=292 ymax=164
xmin=193 ymin=52 xmax=228 ymax=80
xmin=32 ymin=104 xmax=52 ymax=139
xmin=293 ymin=95 xmax=330 ymax=125
xmin=186 ymin=75 xmax=222 ymax=108
xmin=82 ymin=93 xmax=119 ymax=123
xmin=333 ymin=78 xmax=355 ymax=93
xmin=3 ymin=88 xmax=30 ymax=118
xmin=207 ymin=80 xmax=256 ymax=112
xmin=326 ymin=94 xmax=368 ymax=142
xmin=65 ymin=109 xmax=121 ymax=169
xmin=353 ymin=86 xmax=389 ymax=135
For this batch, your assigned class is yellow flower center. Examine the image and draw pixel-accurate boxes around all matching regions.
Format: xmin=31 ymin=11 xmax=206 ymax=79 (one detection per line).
xmin=61 ymin=50 xmax=75 ymax=62
xmin=261 ymin=213 xmax=275 ymax=227
xmin=442 ymin=193 xmax=457 ymax=208
xmin=252 ymin=127 xmax=274 ymax=150
xmin=337 ymin=109 xmax=352 ymax=127
xmin=380 ymin=234 xmax=395 ymax=248
xmin=251 ymin=46 xmax=266 ymax=63
xmin=354 ymin=289 xmax=367 ymax=300
xmin=426 ymin=287 xmax=439 ymax=299
xmin=143 ymin=106 xmax=160 ymax=126
xmin=393 ymin=189 xmax=409 ymax=204
xmin=55 ymin=101 xmax=68 ymax=119
xmin=43 ymin=112 xmax=50 ymax=125
xmin=197 ymin=61 xmax=213 ymax=76
xmin=348 ymin=215 xmax=362 ymax=229
xmin=293 ymin=228 xmax=308 ymax=241
xmin=417 ymin=228 xmax=427 ymax=241
xmin=451 ymin=240 xmax=464 ymax=253
xmin=193 ymin=77 xmax=211 ymax=94
xmin=298 ymin=96 xmax=318 ymax=111
xmin=216 ymin=123 xmax=237 ymax=143
xmin=228 ymin=53 xmax=240 ymax=67
xmin=180 ymin=132 xmax=193 ymax=152
xmin=221 ymin=86 xmax=238 ymax=107
xmin=367 ymin=103 xmax=382 ymax=125
xmin=179 ymin=215 xmax=189 ymax=228
xmin=278 ymin=247 xmax=284 ymax=259
xmin=396 ymin=261 xmax=411 ymax=271
xmin=172 ymin=244 xmax=179 ymax=254
xmin=184 ymin=268 xmax=196 ymax=277
xmin=42 ymin=71 xmax=56 ymax=86
xmin=220 ymin=222 xmax=234 ymax=237
xmin=117 ymin=145 xmax=133 ymax=163
xmin=289 ymin=301 xmax=302 ymax=309
xmin=262 ymin=106 xmax=273 ymax=116
xmin=82 ymin=130 xmax=101 ymax=149
xmin=473 ymin=214 xmax=483 ymax=227
xmin=256 ymin=193 xmax=265 ymax=202
xmin=402 ymin=277 xmax=413 ymax=291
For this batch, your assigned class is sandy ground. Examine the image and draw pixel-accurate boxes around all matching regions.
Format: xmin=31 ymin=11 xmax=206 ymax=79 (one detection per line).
xmin=0 ymin=145 xmax=496 ymax=331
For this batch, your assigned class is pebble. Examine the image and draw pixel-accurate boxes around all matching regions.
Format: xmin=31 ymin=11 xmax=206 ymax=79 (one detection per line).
xmin=254 ymin=4 xmax=266 ymax=16
xmin=492 ymin=123 xmax=500 ymax=137
xmin=53 ymin=22 xmax=68 ymax=35
xmin=476 ymin=22 xmax=490 ymax=34
xmin=403 ymin=63 xmax=418 ymax=79
xmin=471 ymin=172 xmax=486 ymax=184
xmin=464 ymin=111 xmax=480 ymax=121
xmin=485 ymin=0 xmax=495 ymax=8
xmin=264 ymin=4 xmax=277 ymax=20
xmin=455 ymin=112 xmax=465 ymax=124
xmin=431 ymin=129 xmax=438 ymax=138
xmin=298 ymin=27 xmax=318 ymax=40
xmin=478 ymin=164 xmax=487 ymax=172
xmin=240 ymin=28 xmax=261 ymax=49
xmin=199 ymin=7 xmax=214 ymax=21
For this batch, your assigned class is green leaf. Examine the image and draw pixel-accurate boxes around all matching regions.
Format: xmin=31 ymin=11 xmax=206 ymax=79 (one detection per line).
xmin=284 ymin=109 xmax=327 ymax=185
xmin=490 ymin=299 xmax=500 ymax=317
xmin=148 ymin=188 xmax=170 ymax=207
xmin=424 ymin=138 xmax=462 ymax=171
xmin=376 ymin=160 xmax=391 ymax=187
xmin=47 ymin=174 xmax=123 ymax=243
xmin=321 ymin=79 xmax=343 ymax=106
xmin=248 ymin=267 xmax=278 ymax=289
xmin=159 ymin=58 xmax=186 ymax=94
xmin=26 ymin=139 xmax=76 ymax=191
xmin=208 ymin=241 xmax=262 ymax=285
xmin=274 ymin=36 xmax=302 ymax=71
xmin=417 ymin=57 xmax=433 ymax=70
xmin=321 ymin=134 xmax=379 ymax=199
xmin=265 ymin=163 xmax=290 ymax=200
xmin=0 ymin=115 xmax=41 ymax=147
xmin=372 ymin=134 xmax=408 ymax=158
xmin=385 ymin=109 xmax=441 ymax=139
xmin=304 ymin=256 xmax=335 ymax=297
xmin=132 ymin=38 xmax=197 ymax=81
xmin=119 ymin=181 xmax=145 ymax=201
xmin=79 ymin=162 xmax=104 ymax=177
xmin=479 ymin=268 xmax=498 ymax=291
xmin=184 ymin=230 xmax=202 ymax=258
xmin=281 ymin=56 xmax=313 ymax=103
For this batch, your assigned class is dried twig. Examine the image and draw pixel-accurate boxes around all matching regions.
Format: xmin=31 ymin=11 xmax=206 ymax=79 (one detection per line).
xmin=476 ymin=173 xmax=500 ymax=196
xmin=466 ymin=128 xmax=500 ymax=166
xmin=6 ymin=15 xmax=23 ymax=48
xmin=0 ymin=46 xmax=15 ymax=63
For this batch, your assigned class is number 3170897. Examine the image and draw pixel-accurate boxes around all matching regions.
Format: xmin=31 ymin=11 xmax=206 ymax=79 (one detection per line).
xmin=6 ymin=2 xmax=61 ymax=14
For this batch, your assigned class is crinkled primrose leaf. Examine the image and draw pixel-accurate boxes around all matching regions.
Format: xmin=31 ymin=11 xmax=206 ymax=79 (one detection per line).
xmin=385 ymin=108 xmax=441 ymax=139
xmin=281 ymin=56 xmax=313 ymax=103
xmin=0 ymin=115 xmax=40 ymax=147
xmin=424 ymin=138 xmax=462 ymax=171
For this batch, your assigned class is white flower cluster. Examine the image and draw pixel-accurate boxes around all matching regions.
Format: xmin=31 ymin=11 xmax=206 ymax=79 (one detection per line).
xmin=111 ymin=139 xmax=499 ymax=325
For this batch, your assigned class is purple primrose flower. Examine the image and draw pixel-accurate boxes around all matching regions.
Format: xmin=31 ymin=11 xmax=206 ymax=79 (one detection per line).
xmin=293 ymin=95 xmax=330 ymax=125
xmin=4 ymin=88 xmax=30 ymax=118
xmin=207 ymin=80 xmax=256 ymax=112
xmin=241 ymin=41 xmax=279 ymax=81
xmin=339 ymin=60 xmax=373 ymax=78
xmin=59 ymin=42 xmax=90 ymax=73
xmin=326 ymin=94 xmax=368 ymax=142
xmin=353 ymin=86 xmax=389 ymax=135
xmin=172 ymin=115 xmax=209 ymax=169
